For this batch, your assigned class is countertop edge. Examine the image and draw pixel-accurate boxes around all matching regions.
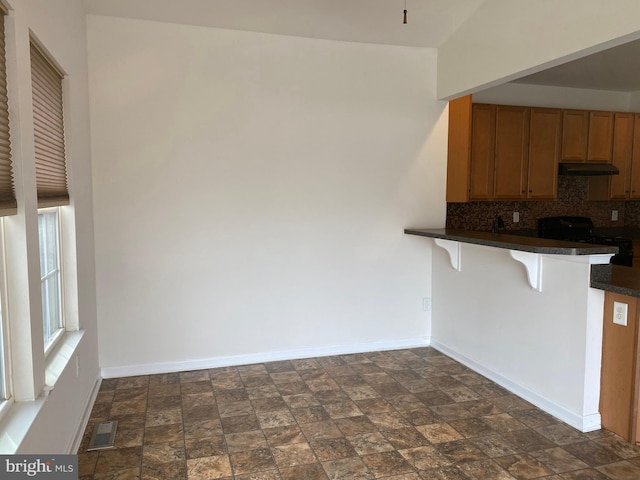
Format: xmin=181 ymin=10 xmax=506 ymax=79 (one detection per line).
xmin=405 ymin=228 xmax=618 ymax=256
xmin=590 ymin=264 xmax=640 ymax=298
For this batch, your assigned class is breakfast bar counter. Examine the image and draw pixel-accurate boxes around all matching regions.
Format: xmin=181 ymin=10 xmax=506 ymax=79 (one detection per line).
xmin=406 ymin=227 xmax=613 ymax=433
xmin=404 ymin=228 xmax=618 ymax=256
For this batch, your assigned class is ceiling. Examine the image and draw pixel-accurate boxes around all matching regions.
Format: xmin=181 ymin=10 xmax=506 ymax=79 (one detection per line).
xmin=513 ymin=39 xmax=640 ymax=92
xmin=82 ymin=0 xmax=640 ymax=93
xmin=82 ymin=0 xmax=486 ymax=48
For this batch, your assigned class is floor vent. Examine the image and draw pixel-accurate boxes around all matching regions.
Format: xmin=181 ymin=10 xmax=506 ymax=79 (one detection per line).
xmin=87 ymin=420 xmax=118 ymax=451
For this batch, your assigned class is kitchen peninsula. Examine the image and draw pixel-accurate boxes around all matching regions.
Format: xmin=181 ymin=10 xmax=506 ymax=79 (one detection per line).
xmin=406 ymin=227 xmax=617 ymax=433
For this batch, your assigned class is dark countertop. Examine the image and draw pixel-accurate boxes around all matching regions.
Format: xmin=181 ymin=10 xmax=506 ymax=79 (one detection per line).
xmin=404 ymin=228 xmax=618 ymax=255
xmin=591 ymin=264 xmax=640 ymax=298
xmin=592 ymin=227 xmax=640 ymax=241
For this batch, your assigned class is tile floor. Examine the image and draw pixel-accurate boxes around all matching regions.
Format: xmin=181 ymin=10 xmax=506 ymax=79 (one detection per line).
xmin=78 ymin=347 xmax=640 ymax=479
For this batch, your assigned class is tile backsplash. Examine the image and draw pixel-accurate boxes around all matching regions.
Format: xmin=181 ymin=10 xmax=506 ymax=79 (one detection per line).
xmin=446 ymin=176 xmax=639 ymax=231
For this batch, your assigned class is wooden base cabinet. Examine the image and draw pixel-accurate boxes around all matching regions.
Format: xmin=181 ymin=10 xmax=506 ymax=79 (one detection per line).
xmin=600 ymin=291 xmax=640 ymax=443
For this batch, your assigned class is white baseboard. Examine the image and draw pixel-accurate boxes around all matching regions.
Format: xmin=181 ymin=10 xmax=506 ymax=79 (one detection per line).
xmin=101 ymin=337 xmax=431 ymax=379
xmin=431 ymin=340 xmax=601 ymax=433
xmin=68 ymin=372 xmax=102 ymax=454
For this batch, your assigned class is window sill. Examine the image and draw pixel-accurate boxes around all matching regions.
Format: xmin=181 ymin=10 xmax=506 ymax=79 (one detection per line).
xmin=45 ymin=330 xmax=84 ymax=390
xmin=0 ymin=330 xmax=85 ymax=453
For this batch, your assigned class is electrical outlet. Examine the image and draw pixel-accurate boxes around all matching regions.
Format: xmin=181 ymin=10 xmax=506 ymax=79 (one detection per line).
xmin=613 ymin=301 xmax=628 ymax=326
xmin=513 ymin=212 xmax=520 ymax=223
xmin=612 ymin=210 xmax=619 ymax=221
xmin=423 ymin=297 xmax=432 ymax=312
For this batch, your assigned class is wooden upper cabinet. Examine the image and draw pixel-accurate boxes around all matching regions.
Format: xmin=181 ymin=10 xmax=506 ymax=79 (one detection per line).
xmin=610 ymin=113 xmax=635 ymax=199
xmin=493 ymin=105 xmax=529 ymax=200
xmin=446 ymin=95 xmax=473 ymax=202
xmin=469 ymin=104 xmax=496 ymax=200
xmin=528 ymin=108 xmax=561 ymax=199
xmin=562 ymin=110 xmax=589 ymax=161
xmin=561 ymin=109 xmax=614 ymax=163
xmin=588 ymin=111 xmax=614 ymax=162
xmin=631 ymin=114 xmax=640 ymax=199
xmin=445 ymin=101 xmax=634 ymax=203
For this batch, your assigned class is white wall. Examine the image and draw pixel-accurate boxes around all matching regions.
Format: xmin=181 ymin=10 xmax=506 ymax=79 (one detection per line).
xmin=438 ymin=0 xmax=640 ymax=99
xmin=0 ymin=0 xmax=99 ymax=453
xmin=629 ymin=91 xmax=640 ymax=111
xmin=473 ymin=83 xmax=634 ymax=112
xmin=430 ymin=242 xmax=604 ymax=432
xmin=87 ymin=15 xmax=447 ymax=374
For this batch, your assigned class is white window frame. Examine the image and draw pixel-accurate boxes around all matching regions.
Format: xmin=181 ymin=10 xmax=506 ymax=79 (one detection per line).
xmin=38 ymin=206 xmax=65 ymax=357
xmin=0 ymin=217 xmax=10 ymax=406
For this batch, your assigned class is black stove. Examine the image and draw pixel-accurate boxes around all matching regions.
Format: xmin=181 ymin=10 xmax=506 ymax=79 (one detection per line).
xmin=537 ymin=216 xmax=633 ymax=266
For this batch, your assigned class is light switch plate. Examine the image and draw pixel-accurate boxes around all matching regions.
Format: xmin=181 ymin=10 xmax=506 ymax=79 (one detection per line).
xmin=613 ymin=301 xmax=628 ymax=326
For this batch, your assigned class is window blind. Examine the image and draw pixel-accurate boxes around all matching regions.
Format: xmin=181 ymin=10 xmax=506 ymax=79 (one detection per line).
xmin=30 ymin=40 xmax=68 ymax=207
xmin=0 ymin=11 xmax=15 ymax=216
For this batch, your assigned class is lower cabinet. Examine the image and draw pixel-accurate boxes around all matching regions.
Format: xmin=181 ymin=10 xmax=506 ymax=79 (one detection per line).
xmin=600 ymin=291 xmax=640 ymax=443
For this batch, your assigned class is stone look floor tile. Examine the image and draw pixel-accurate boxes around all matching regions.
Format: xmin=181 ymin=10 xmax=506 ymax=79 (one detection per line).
xmin=272 ymin=441 xmax=318 ymax=468
xmin=185 ymin=435 xmax=227 ymax=459
xmin=348 ymin=432 xmax=395 ymax=455
xmin=529 ymin=447 xmax=590 ymax=473
xmin=142 ymin=441 xmax=186 ymax=466
xmin=416 ymin=422 xmax=464 ymax=444
xmin=141 ymin=460 xmax=187 ymax=479
xmin=457 ymin=459 xmax=518 ymax=480
xmin=186 ymin=455 xmax=232 ymax=479
xmin=229 ymin=447 xmax=276 ymax=475
xmin=264 ymin=424 xmax=307 ymax=446
xmin=144 ymin=424 xmax=184 ymax=445
xmin=78 ymin=348 xmax=640 ymax=480
xmin=398 ymin=445 xmax=452 ymax=469
xmin=225 ymin=430 xmax=268 ymax=453
xmin=145 ymin=408 xmax=183 ymax=427
xmin=361 ymin=450 xmax=415 ymax=477
xmin=310 ymin=437 xmax=358 ymax=461
xmin=596 ymin=460 xmax=640 ymax=479
xmin=493 ymin=453 xmax=554 ymax=479
xmin=322 ymin=456 xmax=375 ymax=480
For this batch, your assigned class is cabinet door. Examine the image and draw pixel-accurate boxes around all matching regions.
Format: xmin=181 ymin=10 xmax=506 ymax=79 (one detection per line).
xmin=610 ymin=113 xmax=634 ymax=199
xmin=588 ymin=111 xmax=614 ymax=162
xmin=493 ymin=105 xmax=529 ymax=200
xmin=446 ymin=95 xmax=473 ymax=202
xmin=600 ymin=292 xmax=639 ymax=442
xmin=630 ymin=115 xmax=640 ymax=199
xmin=528 ymin=108 xmax=560 ymax=199
xmin=469 ymin=104 xmax=495 ymax=200
xmin=561 ymin=110 xmax=589 ymax=161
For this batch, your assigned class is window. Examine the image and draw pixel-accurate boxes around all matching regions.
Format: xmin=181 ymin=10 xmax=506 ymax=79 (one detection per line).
xmin=31 ymin=38 xmax=68 ymax=353
xmin=38 ymin=208 xmax=63 ymax=352
xmin=30 ymin=39 xmax=68 ymax=207
xmin=0 ymin=6 xmax=12 ymax=405
xmin=0 ymin=219 xmax=7 ymax=401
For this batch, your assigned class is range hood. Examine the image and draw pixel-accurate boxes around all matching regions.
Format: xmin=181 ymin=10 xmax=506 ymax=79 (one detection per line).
xmin=558 ymin=162 xmax=620 ymax=176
